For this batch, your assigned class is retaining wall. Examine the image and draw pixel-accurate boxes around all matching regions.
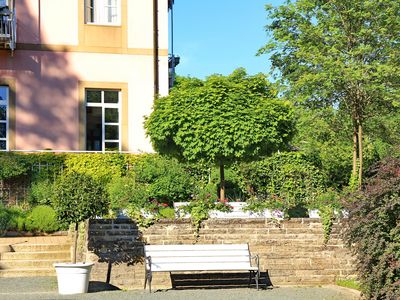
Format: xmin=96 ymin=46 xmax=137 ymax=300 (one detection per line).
xmin=85 ymin=218 xmax=356 ymax=290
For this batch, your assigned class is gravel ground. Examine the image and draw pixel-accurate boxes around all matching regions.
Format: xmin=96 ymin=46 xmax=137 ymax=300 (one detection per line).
xmin=0 ymin=277 xmax=360 ymax=300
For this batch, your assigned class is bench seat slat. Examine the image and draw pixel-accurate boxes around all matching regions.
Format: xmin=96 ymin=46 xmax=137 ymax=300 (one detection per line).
xmin=151 ymin=256 xmax=251 ymax=264
xmin=145 ymin=244 xmax=249 ymax=251
xmin=145 ymin=250 xmax=251 ymax=257
xmin=151 ymin=262 xmax=258 ymax=272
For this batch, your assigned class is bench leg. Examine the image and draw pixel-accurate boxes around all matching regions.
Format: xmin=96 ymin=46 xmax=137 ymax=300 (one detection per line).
xmin=255 ymin=270 xmax=259 ymax=290
xmin=144 ymin=270 xmax=152 ymax=293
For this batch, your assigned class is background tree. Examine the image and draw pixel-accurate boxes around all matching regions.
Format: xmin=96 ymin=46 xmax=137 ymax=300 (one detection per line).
xmin=145 ymin=69 xmax=295 ymax=200
xmin=260 ymin=0 xmax=400 ymax=187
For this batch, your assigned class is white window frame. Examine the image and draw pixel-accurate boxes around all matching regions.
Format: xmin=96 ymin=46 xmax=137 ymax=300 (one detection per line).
xmin=85 ymin=0 xmax=121 ymax=26
xmin=85 ymin=89 xmax=121 ymax=152
xmin=0 ymin=86 xmax=8 ymax=151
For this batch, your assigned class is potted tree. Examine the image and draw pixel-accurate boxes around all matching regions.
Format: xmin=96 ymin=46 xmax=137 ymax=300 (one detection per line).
xmin=52 ymin=171 xmax=108 ymax=295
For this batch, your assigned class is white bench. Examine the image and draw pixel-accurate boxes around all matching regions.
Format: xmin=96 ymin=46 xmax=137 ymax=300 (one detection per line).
xmin=144 ymin=244 xmax=260 ymax=292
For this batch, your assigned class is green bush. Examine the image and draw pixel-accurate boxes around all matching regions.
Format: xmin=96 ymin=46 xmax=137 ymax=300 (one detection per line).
xmin=52 ymin=171 xmax=109 ymax=227
xmin=0 ymin=153 xmax=29 ymax=180
xmin=0 ymin=206 xmax=12 ymax=236
xmin=28 ymin=179 xmax=54 ymax=206
xmin=240 ymin=152 xmax=327 ymax=210
xmin=64 ymin=153 xmax=129 ymax=183
xmin=25 ymin=205 xmax=59 ymax=233
xmin=343 ymin=157 xmax=400 ymax=299
xmin=0 ymin=205 xmax=27 ymax=235
xmin=107 ymin=175 xmax=149 ymax=210
xmin=132 ymin=155 xmax=193 ymax=205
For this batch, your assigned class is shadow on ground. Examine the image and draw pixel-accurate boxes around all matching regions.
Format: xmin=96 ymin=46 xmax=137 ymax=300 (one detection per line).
xmin=88 ymin=281 xmax=121 ymax=293
xmin=169 ymin=271 xmax=272 ymax=290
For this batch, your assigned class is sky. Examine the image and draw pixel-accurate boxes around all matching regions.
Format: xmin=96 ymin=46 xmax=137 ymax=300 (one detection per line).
xmin=171 ymin=0 xmax=284 ymax=79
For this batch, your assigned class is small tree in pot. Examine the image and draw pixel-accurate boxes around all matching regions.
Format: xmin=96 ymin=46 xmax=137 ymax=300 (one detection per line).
xmin=52 ymin=171 xmax=109 ymax=294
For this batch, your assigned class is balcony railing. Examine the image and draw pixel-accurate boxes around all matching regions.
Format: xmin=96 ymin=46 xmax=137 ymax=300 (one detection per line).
xmin=0 ymin=9 xmax=16 ymax=51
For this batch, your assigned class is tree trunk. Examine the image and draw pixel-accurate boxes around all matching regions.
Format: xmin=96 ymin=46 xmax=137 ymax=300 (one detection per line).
xmin=72 ymin=222 xmax=78 ymax=264
xmin=358 ymin=123 xmax=363 ymax=189
xmin=352 ymin=125 xmax=358 ymax=178
xmin=219 ymin=161 xmax=225 ymax=201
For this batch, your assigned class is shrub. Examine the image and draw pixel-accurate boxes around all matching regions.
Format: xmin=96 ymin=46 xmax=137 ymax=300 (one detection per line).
xmin=28 ymin=179 xmax=54 ymax=206
xmin=0 ymin=153 xmax=29 ymax=180
xmin=239 ymin=152 xmax=327 ymax=210
xmin=343 ymin=157 xmax=400 ymax=299
xmin=64 ymin=153 xmax=128 ymax=183
xmin=25 ymin=205 xmax=59 ymax=233
xmin=107 ymin=175 xmax=149 ymax=210
xmin=132 ymin=155 xmax=193 ymax=205
xmin=0 ymin=205 xmax=27 ymax=235
xmin=0 ymin=206 xmax=11 ymax=236
xmin=52 ymin=172 xmax=109 ymax=227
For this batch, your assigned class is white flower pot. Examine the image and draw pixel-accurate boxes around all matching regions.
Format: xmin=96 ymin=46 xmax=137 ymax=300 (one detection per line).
xmin=53 ymin=262 xmax=94 ymax=294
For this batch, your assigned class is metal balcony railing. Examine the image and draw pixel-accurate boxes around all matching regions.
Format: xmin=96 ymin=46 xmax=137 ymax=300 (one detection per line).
xmin=0 ymin=9 xmax=16 ymax=51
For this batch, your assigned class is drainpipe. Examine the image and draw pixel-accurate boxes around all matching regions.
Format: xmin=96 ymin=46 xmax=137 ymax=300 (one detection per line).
xmin=153 ymin=0 xmax=159 ymax=97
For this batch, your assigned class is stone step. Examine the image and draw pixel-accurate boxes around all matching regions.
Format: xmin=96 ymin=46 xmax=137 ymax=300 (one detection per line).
xmin=0 ymin=268 xmax=56 ymax=278
xmin=10 ymin=243 xmax=71 ymax=252
xmin=0 ymin=258 xmax=70 ymax=269
xmin=0 ymin=235 xmax=70 ymax=245
xmin=1 ymin=251 xmax=70 ymax=260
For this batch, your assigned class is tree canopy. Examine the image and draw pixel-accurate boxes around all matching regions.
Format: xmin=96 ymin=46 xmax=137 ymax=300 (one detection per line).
xmin=145 ymin=69 xmax=295 ymax=199
xmin=260 ymin=0 xmax=400 ymax=186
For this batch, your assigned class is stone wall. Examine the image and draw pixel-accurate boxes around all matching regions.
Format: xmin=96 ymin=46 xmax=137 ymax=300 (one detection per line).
xmin=86 ymin=218 xmax=356 ymax=290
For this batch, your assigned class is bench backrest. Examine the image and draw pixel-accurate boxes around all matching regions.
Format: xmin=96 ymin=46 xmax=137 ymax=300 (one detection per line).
xmin=144 ymin=244 xmax=254 ymax=272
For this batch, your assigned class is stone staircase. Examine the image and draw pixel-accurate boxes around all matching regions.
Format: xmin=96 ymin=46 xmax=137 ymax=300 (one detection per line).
xmin=0 ymin=236 xmax=72 ymax=277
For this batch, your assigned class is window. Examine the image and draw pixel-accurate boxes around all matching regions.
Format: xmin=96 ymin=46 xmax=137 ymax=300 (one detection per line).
xmin=85 ymin=0 xmax=120 ymax=25
xmin=86 ymin=89 xmax=121 ymax=151
xmin=0 ymin=86 xmax=8 ymax=150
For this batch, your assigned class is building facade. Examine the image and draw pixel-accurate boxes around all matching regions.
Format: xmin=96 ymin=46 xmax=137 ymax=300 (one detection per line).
xmin=0 ymin=0 xmax=171 ymax=152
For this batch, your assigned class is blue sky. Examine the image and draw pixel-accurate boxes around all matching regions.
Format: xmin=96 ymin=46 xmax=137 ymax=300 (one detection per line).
xmin=171 ymin=1 xmax=284 ymax=79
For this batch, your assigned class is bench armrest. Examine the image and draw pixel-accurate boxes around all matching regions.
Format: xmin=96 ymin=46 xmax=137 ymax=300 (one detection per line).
xmin=145 ymin=256 xmax=152 ymax=271
xmin=251 ymin=254 xmax=259 ymax=271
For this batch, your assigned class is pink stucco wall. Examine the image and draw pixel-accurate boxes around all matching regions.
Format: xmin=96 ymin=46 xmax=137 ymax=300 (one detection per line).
xmin=0 ymin=50 xmax=80 ymax=150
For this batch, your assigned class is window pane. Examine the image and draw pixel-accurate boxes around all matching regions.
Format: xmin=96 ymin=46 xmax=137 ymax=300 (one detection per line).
xmin=105 ymin=108 xmax=118 ymax=123
xmin=86 ymin=107 xmax=102 ymax=151
xmin=0 ymin=106 xmax=6 ymax=121
xmin=105 ymin=142 xmax=119 ymax=151
xmin=86 ymin=90 xmax=101 ymax=103
xmin=0 ymin=140 xmax=5 ymax=150
xmin=105 ymin=125 xmax=118 ymax=140
xmin=104 ymin=91 xmax=119 ymax=103
xmin=0 ymin=123 xmax=6 ymax=138
xmin=0 ymin=86 xmax=7 ymax=101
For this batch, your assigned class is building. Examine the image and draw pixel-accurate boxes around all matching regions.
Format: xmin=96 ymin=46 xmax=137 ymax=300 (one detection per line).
xmin=0 ymin=0 xmax=172 ymax=152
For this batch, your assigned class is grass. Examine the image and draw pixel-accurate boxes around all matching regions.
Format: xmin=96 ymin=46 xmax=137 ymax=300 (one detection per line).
xmin=336 ymin=278 xmax=362 ymax=291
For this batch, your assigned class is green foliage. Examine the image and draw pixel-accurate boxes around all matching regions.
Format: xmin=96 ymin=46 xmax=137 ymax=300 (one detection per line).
xmin=336 ymin=279 xmax=362 ymax=291
xmin=159 ymin=207 xmax=175 ymax=219
xmin=145 ymin=69 xmax=295 ymax=165
xmin=261 ymin=0 xmax=400 ymax=186
xmin=28 ymin=179 xmax=54 ymax=206
xmin=132 ymin=155 xmax=193 ymax=205
xmin=0 ymin=205 xmax=27 ymax=235
xmin=0 ymin=153 xmax=29 ymax=180
xmin=25 ymin=205 xmax=60 ymax=233
xmin=0 ymin=206 xmax=12 ymax=236
xmin=52 ymin=172 xmax=109 ymax=227
xmin=107 ymin=175 xmax=138 ymax=210
xmin=343 ymin=157 xmax=400 ymax=299
xmin=240 ymin=152 xmax=327 ymax=210
xmin=64 ymin=153 xmax=128 ymax=183
xmin=179 ymin=197 xmax=232 ymax=237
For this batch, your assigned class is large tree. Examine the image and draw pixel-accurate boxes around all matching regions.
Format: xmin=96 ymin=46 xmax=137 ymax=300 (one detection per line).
xmin=260 ymin=0 xmax=400 ymax=187
xmin=145 ymin=69 xmax=295 ymax=200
